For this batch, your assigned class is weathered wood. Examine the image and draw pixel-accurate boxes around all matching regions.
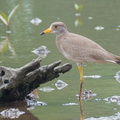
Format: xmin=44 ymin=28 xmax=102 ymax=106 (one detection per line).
xmin=0 ymin=58 xmax=72 ymax=102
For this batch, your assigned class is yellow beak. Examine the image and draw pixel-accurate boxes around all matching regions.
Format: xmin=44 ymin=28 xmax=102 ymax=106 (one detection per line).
xmin=40 ymin=28 xmax=52 ymax=35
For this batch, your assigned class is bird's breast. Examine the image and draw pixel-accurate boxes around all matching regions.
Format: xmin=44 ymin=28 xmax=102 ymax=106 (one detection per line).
xmin=55 ymin=35 xmax=80 ymax=62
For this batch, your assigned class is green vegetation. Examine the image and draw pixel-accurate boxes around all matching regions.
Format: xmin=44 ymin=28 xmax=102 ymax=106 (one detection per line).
xmin=0 ymin=4 xmax=19 ymax=31
xmin=0 ymin=4 xmax=19 ymax=56
xmin=74 ymin=3 xmax=83 ymax=26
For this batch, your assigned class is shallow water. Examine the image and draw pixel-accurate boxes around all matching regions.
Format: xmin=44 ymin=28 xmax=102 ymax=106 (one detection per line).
xmin=0 ymin=0 xmax=120 ymax=120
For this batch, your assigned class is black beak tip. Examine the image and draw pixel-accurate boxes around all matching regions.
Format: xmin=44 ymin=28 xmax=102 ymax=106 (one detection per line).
xmin=40 ymin=32 xmax=45 ymax=35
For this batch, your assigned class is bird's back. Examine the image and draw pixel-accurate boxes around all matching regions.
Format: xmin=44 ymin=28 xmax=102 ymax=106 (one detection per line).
xmin=56 ymin=32 xmax=120 ymax=64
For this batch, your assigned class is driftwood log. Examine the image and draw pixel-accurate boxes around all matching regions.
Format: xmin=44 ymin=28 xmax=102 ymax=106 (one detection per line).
xmin=0 ymin=58 xmax=72 ymax=102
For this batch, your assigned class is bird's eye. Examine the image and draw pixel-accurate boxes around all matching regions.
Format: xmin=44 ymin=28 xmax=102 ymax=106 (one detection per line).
xmin=54 ymin=25 xmax=58 ymax=28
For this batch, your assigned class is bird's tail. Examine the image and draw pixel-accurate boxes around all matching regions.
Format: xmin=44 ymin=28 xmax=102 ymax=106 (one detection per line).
xmin=115 ymin=55 xmax=120 ymax=65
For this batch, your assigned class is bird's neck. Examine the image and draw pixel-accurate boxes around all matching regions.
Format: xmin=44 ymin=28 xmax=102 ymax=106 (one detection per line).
xmin=56 ymin=30 xmax=68 ymax=37
xmin=55 ymin=32 xmax=68 ymax=47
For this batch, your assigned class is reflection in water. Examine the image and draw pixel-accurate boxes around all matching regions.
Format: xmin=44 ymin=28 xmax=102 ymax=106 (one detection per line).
xmin=85 ymin=113 xmax=120 ymax=120
xmin=39 ymin=80 xmax=68 ymax=92
xmin=88 ymin=17 xmax=93 ymax=20
xmin=79 ymin=77 xmax=120 ymax=120
xmin=82 ymin=89 xmax=97 ymax=101
xmin=79 ymin=89 xmax=120 ymax=120
xmin=0 ymin=1 xmax=120 ymax=120
xmin=74 ymin=3 xmax=83 ymax=26
xmin=0 ymin=4 xmax=19 ymax=57
xmin=74 ymin=18 xmax=83 ymax=27
xmin=84 ymin=75 xmax=101 ymax=78
xmin=54 ymin=80 xmax=68 ymax=90
xmin=39 ymin=86 xmax=55 ymax=92
xmin=115 ymin=71 xmax=120 ymax=82
xmin=6 ymin=31 xmax=12 ymax=34
xmin=104 ymin=96 xmax=120 ymax=104
xmin=116 ymin=25 xmax=120 ymax=31
xmin=27 ymin=100 xmax=47 ymax=108
xmin=0 ymin=101 xmax=40 ymax=120
xmin=0 ymin=36 xmax=16 ymax=56
xmin=79 ymin=91 xmax=84 ymax=120
xmin=79 ymin=81 xmax=97 ymax=120
xmin=0 ymin=108 xmax=25 ymax=119
xmin=30 ymin=18 xmax=42 ymax=25
xmin=78 ymin=70 xmax=120 ymax=120
xmin=76 ymin=89 xmax=97 ymax=101
xmin=62 ymin=103 xmax=79 ymax=106
xmin=26 ymin=95 xmax=47 ymax=108
xmin=94 ymin=26 xmax=104 ymax=31
xmin=32 ymin=45 xmax=50 ymax=58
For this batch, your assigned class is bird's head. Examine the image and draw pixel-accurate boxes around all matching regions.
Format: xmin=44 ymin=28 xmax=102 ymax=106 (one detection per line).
xmin=40 ymin=22 xmax=68 ymax=35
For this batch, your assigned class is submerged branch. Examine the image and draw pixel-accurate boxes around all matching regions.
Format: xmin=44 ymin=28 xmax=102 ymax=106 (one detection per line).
xmin=0 ymin=58 xmax=72 ymax=102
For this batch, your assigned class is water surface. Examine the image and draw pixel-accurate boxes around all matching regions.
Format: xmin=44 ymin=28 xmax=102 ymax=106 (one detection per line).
xmin=0 ymin=0 xmax=120 ymax=120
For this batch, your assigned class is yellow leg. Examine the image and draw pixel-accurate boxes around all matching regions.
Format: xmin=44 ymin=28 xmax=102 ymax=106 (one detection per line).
xmin=77 ymin=64 xmax=84 ymax=120
xmin=77 ymin=64 xmax=84 ymax=98
xmin=77 ymin=65 xmax=84 ymax=83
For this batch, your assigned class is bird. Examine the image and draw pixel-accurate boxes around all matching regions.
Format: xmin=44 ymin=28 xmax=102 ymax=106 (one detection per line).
xmin=40 ymin=22 xmax=120 ymax=96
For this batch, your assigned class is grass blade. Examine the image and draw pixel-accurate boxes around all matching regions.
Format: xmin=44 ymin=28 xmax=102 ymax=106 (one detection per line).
xmin=0 ymin=12 xmax=8 ymax=25
xmin=0 ymin=38 xmax=17 ymax=56
xmin=74 ymin=4 xmax=83 ymax=11
xmin=75 ymin=18 xmax=83 ymax=26
xmin=0 ymin=39 xmax=9 ymax=54
xmin=8 ymin=4 xmax=19 ymax=22
xmin=78 ymin=5 xmax=83 ymax=11
xmin=8 ymin=42 xmax=17 ymax=56
xmin=74 ymin=4 xmax=79 ymax=10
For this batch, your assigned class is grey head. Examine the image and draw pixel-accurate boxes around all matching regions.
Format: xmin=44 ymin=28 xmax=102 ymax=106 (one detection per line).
xmin=40 ymin=22 xmax=68 ymax=36
xmin=50 ymin=22 xmax=67 ymax=34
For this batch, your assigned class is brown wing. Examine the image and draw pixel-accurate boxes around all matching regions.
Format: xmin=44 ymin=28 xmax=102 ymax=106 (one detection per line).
xmin=57 ymin=32 xmax=115 ymax=63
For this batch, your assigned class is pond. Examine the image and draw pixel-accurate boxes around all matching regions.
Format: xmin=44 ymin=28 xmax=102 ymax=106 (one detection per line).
xmin=0 ymin=0 xmax=120 ymax=120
